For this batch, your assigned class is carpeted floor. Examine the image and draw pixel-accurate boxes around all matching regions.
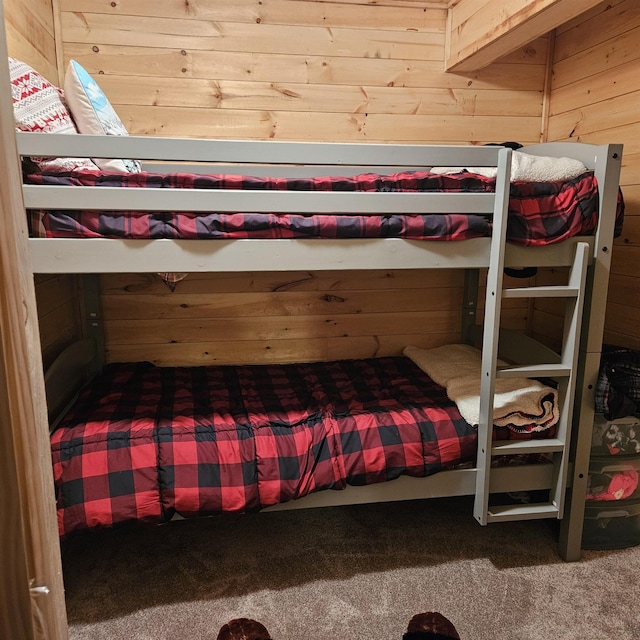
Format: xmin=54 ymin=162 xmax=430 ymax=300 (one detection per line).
xmin=61 ymin=497 xmax=640 ymax=640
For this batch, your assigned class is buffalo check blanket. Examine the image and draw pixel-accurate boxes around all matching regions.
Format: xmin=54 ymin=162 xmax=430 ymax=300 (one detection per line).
xmin=50 ymin=356 xmax=553 ymax=538
xmin=26 ymin=169 xmax=623 ymax=245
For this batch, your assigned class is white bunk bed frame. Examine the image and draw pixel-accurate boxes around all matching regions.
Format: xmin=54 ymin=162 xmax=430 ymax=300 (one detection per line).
xmin=18 ymin=131 xmax=623 ymax=561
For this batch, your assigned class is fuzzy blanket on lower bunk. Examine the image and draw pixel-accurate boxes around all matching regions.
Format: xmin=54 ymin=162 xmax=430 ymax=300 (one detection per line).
xmin=51 ymin=356 xmax=556 ymax=538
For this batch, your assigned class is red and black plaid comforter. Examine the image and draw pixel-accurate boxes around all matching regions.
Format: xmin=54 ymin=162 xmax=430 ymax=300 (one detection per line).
xmin=51 ymin=356 xmax=552 ymax=538
xmin=27 ymin=169 xmax=623 ymax=245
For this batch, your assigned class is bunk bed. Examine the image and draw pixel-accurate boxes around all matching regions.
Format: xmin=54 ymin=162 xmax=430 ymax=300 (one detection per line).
xmin=17 ymin=129 xmax=623 ymax=562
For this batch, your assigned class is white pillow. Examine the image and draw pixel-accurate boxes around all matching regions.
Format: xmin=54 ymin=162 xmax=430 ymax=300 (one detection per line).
xmin=431 ymin=150 xmax=587 ymax=183
xmin=63 ymin=59 xmax=141 ymax=173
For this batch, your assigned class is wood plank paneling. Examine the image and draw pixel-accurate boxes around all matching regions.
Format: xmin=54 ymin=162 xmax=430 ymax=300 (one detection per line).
xmin=116 ymin=104 xmax=543 ymax=142
xmin=4 ymin=0 xmax=57 ymax=82
xmin=95 ymin=75 xmax=542 ymax=117
xmin=549 ymin=58 xmax=639 ymax=119
xmin=104 ymin=310 xmax=462 ymax=346
xmin=60 ymin=12 xmax=445 ymax=60
xmin=58 ymin=0 xmax=448 ymax=31
xmin=610 ymin=244 xmax=640 ymax=278
xmin=553 ymin=0 xmax=640 ymax=63
xmin=100 ymin=276 xmax=466 ymax=365
xmin=101 ymin=287 xmax=464 ymax=320
xmin=105 ymin=331 xmax=463 ymax=367
xmin=100 ymin=269 xmax=532 ymax=366
xmin=34 ymin=274 xmax=83 ymax=370
xmin=547 ymin=92 xmax=639 ymax=141
xmin=541 ymin=0 xmax=640 ymax=351
xmin=607 ymin=273 xmax=640 ymax=308
xmin=57 ymin=3 xmax=548 ymax=144
xmin=604 ymin=301 xmax=640 ymax=341
xmin=64 ymin=44 xmax=548 ymax=89
xmin=551 ymin=21 xmax=640 ymax=90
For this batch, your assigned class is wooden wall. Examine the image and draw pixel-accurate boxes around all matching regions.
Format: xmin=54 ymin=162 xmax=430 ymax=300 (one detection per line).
xmin=51 ymin=0 xmax=548 ymax=366
xmin=533 ymin=0 xmax=640 ymax=351
xmin=57 ymin=0 xmax=547 ymax=144
xmin=4 ymin=0 xmax=57 ymax=83
xmin=35 ymin=273 xmax=84 ymax=370
xmin=97 ymin=270 xmax=532 ymax=367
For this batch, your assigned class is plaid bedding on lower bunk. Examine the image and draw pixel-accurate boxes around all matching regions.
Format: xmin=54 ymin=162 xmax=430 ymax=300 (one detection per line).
xmin=51 ymin=356 xmax=554 ymax=538
xmin=27 ymin=169 xmax=622 ymax=245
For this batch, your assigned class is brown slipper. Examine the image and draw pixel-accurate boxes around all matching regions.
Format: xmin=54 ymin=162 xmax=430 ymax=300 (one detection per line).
xmin=216 ymin=618 xmax=273 ymax=640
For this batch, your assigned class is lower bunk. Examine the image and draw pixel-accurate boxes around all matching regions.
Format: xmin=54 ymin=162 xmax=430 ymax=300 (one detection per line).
xmin=51 ymin=343 xmax=558 ymax=540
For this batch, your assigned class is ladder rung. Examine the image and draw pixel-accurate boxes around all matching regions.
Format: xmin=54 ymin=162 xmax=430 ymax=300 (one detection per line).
xmin=496 ymin=363 xmax=571 ymax=378
xmin=491 ymin=438 xmax=565 ymax=456
xmin=487 ymin=503 xmax=559 ymax=522
xmin=503 ymin=286 xmax=580 ymax=299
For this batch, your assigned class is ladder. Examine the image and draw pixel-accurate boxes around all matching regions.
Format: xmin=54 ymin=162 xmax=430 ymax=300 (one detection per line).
xmin=473 ymin=147 xmax=590 ymax=525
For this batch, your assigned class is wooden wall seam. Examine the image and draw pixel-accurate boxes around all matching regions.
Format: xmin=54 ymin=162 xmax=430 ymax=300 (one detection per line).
xmin=539 ymin=27 xmax=555 ymax=143
xmin=50 ymin=0 xmax=65 ymax=85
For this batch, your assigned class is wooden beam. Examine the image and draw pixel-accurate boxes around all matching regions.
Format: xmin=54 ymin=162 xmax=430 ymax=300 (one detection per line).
xmin=446 ymin=0 xmax=603 ymax=72
xmin=0 ymin=1 xmax=68 ymax=637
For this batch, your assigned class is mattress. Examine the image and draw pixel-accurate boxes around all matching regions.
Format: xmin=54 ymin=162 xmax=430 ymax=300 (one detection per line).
xmin=51 ymin=356 xmax=554 ymax=538
xmin=27 ymin=169 xmax=620 ymax=246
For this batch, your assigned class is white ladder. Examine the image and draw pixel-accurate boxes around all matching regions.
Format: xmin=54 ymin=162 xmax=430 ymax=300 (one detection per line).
xmin=474 ymin=244 xmax=590 ymax=523
xmin=473 ymin=149 xmax=590 ymax=524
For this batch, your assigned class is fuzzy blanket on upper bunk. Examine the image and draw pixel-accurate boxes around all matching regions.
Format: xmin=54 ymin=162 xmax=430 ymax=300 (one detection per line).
xmin=50 ymin=356 xmax=555 ymax=538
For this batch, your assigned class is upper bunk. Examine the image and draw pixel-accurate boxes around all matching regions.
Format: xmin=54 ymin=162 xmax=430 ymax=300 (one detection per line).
xmin=17 ymin=132 xmax=623 ymax=274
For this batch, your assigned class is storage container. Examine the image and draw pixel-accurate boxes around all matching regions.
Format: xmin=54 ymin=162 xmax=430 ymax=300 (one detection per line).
xmin=591 ymin=414 xmax=640 ymax=456
xmin=582 ymin=499 xmax=640 ymax=550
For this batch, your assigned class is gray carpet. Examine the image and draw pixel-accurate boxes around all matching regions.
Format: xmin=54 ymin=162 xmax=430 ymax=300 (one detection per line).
xmin=62 ymin=497 xmax=640 ymax=640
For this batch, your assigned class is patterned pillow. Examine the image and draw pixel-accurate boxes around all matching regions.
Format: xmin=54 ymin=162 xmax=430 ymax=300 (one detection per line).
xmin=9 ymin=57 xmax=98 ymax=172
xmin=64 ymin=59 xmax=141 ymax=173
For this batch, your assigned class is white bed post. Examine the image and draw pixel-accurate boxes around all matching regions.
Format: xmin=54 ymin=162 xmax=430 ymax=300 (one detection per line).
xmin=473 ymin=145 xmax=593 ymax=529
xmin=559 ymin=144 xmax=623 ymax=561
xmin=473 ymin=147 xmax=512 ymax=524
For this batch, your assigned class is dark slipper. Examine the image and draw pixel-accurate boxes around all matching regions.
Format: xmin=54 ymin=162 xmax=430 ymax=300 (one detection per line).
xmin=216 ymin=618 xmax=273 ymax=640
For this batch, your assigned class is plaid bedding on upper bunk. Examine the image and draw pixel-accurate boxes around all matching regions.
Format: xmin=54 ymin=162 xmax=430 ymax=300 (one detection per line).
xmin=50 ymin=356 xmax=552 ymax=538
xmin=26 ymin=169 xmax=623 ymax=245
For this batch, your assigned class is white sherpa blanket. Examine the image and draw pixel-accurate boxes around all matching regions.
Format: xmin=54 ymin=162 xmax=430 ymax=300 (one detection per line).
xmin=404 ymin=344 xmax=558 ymax=433
xmin=430 ymin=150 xmax=587 ymax=183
